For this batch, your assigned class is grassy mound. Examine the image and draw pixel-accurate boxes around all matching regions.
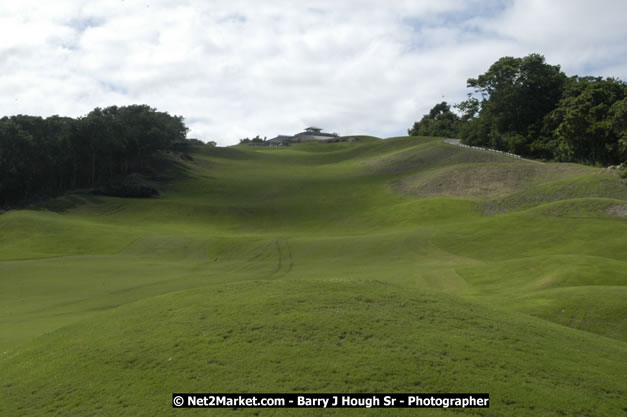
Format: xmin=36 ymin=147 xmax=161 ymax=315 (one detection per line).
xmin=482 ymin=174 xmax=627 ymax=214
xmin=456 ymin=253 xmax=627 ymax=340
xmin=1 ymin=280 xmax=625 ymax=417
xmin=366 ymin=138 xmax=511 ymax=175
xmin=394 ymin=162 xmax=591 ymax=198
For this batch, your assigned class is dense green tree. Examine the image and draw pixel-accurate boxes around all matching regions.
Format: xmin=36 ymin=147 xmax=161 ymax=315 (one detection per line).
xmin=547 ymin=77 xmax=627 ymax=164
xmin=408 ymin=102 xmax=461 ymax=138
xmin=0 ymin=119 xmax=35 ymax=202
xmin=239 ymin=135 xmax=264 ymax=145
xmin=0 ymin=105 xmax=188 ymax=206
xmin=609 ymin=98 xmax=627 ymax=162
xmin=445 ymin=53 xmax=625 ymax=165
xmin=186 ymin=138 xmax=213 ymax=146
xmin=464 ymin=53 xmax=567 ymax=154
xmin=454 ymin=97 xmax=481 ymax=143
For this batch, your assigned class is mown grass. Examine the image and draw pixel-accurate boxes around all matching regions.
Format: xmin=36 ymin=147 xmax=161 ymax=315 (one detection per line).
xmin=2 ymin=281 xmax=626 ymax=417
xmin=0 ymin=136 xmax=625 ymax=416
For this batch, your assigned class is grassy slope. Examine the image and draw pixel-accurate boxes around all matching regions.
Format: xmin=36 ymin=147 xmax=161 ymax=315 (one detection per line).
xmin=2 ymin=281 xmax=625 ymax=417
xmin=0 ymin=137 xmax=626 ymax=416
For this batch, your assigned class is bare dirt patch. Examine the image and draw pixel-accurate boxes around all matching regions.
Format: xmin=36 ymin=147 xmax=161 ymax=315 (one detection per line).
xmin=606 ymin=203 xmax=627 ymax=217
xmin=393 ymin=163 xmax=588 ymax=199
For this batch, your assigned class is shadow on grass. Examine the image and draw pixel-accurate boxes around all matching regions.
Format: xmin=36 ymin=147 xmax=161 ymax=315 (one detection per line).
xmin=25 ymin=153 xmax=194 ymax=213
xmin=29 ymin=194 xmax=106 ymax=213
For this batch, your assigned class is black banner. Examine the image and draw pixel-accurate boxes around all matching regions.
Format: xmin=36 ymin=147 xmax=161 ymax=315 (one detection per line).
xmin=172 ymin=393 xmax=489 ymax=408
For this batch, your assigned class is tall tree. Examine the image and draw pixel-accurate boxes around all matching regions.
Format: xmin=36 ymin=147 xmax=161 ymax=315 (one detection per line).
xmin=547 ymin=76 xmax=627 ymax=164
xmin=0 ymin=105 xmax=189 ymax=207
xmin=464 ymin=53 xmax=567 ymax=154
xmin=408 ymin=101 xmax=461 ymax=138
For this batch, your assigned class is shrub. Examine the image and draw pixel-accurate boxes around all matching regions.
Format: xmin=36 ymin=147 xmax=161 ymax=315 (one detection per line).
xmin=94 ymin=174 xmax=159 ymax=198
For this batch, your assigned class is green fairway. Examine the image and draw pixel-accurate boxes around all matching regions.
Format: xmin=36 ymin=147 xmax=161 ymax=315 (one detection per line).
xmin=1 ymin=136 xmax=625 ymax=416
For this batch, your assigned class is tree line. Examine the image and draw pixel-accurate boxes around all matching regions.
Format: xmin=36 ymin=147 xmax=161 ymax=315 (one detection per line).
xmin=0 ymin=105 xmax=189 ymax=207
xmin=239 ymin=135 xmax=267 ymax=145
xmin=409 ymin=53 xmax=627 ymax=165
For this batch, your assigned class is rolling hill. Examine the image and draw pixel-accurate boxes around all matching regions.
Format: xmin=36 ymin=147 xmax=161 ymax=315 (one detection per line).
xmin=0 ymin=136 xmax=625 ymax=416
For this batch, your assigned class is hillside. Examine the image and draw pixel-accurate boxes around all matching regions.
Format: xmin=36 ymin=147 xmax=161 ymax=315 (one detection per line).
xmin=0 ymin=136 xmax=625 ymax=416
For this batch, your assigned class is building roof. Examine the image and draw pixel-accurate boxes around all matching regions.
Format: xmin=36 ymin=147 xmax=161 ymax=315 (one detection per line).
xmin=266 ymin=135 xmax=295 ymax=143
xmin=305 ymin=126 xmax=322 ymax=131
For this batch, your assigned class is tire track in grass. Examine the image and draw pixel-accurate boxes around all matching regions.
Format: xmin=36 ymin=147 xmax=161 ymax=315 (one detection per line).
xmin=273 ymin=239 xmax=283 ymax=275
xmin=270 ymin=238 xmax=293 ymax=279
xmin=246 ymin=240 xmax=274 ymax=263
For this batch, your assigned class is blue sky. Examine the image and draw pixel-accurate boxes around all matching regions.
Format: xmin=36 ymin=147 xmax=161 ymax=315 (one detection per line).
xmin=0 ymin=0 xmax=625 ymax=145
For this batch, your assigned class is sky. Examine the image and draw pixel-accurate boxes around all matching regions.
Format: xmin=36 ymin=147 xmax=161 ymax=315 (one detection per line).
xmin=1 ymin=0 xmax=626 ymax=146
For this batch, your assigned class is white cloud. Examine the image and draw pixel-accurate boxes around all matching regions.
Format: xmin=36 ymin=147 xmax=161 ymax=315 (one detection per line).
xmin=0 ymin=0 xmax=625 ymax=145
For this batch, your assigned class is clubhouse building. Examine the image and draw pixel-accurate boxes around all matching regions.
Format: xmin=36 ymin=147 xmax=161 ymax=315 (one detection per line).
xmin=266 ymin=127 xmax=339 ymax=146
